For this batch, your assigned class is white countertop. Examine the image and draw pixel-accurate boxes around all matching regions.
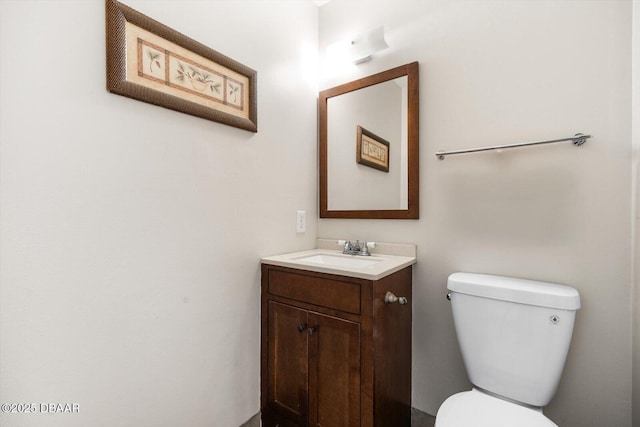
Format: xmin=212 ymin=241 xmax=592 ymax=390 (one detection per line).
xmin=261 ymin=246 xmax=417 ymax=281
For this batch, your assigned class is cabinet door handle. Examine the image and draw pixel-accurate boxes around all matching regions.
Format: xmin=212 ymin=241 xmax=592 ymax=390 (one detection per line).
xmin=307 ymin=327 xmax=316 ymax=335
xmin=385 ymin=291 xmax=408 ymax=305
xmin=297 ymin=323 xmax=308 ymax=332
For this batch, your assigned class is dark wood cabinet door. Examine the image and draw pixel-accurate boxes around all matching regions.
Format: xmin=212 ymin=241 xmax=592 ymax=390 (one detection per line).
xmin=307 ymin=312 xmax=361 ymax=427
xmin=262 ymin=264 xmax=412 ymax=427
xmin=266 ymin=301 xmax=309 ymax=427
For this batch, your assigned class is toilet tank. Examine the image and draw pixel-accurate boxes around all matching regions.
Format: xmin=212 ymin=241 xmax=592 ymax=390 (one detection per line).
xmin=447 ymin=273 xmax=581 ymax=407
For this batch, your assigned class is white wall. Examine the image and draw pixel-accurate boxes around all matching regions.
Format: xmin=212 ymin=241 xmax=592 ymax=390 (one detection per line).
xmin=0 ymin=1 xmax=318 ymax=426
xmin=633 ymin=0 xmax=640 ymax=424
xmin=319 ymin=1 xmax=633 ymax=426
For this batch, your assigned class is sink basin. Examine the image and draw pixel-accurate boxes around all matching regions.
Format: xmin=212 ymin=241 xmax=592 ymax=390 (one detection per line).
xmin=261 ymin=246 xmax=416 ymax=280
xmin=294 ymin=253 xmax=383 ymax=269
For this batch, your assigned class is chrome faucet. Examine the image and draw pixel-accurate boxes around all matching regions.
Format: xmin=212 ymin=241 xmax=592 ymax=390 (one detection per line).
xmin=342 ymin=240 xmax=371 ymax=256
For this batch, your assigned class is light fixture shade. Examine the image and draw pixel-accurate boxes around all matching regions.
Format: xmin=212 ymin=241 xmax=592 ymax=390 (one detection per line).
xmin=348 ymin=26 xmax=388 ymax=64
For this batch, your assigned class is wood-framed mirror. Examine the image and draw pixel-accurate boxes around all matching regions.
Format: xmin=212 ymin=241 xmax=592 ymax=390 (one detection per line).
xmin=319 ymin=62 xmax=419 ymax=219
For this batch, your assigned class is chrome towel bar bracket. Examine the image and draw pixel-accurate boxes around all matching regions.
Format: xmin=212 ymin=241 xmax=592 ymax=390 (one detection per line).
xmin=436 ymin=133 xmax=591 ymax=160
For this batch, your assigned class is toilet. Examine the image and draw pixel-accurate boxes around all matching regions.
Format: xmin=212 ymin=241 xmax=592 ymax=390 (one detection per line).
xmin=436 ymin=272 xmax=581 ymax=427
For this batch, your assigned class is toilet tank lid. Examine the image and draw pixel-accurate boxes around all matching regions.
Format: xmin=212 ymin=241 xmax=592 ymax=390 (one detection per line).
xmin=448 ymin=273 xmax=581 ymax=310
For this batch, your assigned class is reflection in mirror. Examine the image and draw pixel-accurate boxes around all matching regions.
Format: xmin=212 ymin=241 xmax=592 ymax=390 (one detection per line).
xmin=319 ymin=62 xmax=419 ymax=219
xmin=328 ymin=76 xmax=407 ymax=210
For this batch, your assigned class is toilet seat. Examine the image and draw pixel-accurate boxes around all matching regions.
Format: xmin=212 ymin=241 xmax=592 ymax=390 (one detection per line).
xmin=435 ymin=389 xmax=558 ymax=427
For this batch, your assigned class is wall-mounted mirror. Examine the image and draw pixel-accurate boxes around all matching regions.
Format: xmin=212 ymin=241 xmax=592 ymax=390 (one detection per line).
xmin=319 ymin=62 xmax=419 ymax=219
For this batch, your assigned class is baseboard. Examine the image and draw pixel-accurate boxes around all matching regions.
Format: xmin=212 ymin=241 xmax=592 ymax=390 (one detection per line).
xmin=239 ymin=412 xmax=260 ymax=427
xmin=411 ymin=407 xmax=436 ymax=427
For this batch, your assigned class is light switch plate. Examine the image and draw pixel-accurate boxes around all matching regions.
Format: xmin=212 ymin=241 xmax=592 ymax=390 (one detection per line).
xmin=296 ymin=211 xmax=306 ymax=233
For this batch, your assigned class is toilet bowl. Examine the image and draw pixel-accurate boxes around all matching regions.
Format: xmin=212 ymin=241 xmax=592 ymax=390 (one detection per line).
xmin=436 ymin=389 xmax=557 ymax=427
xmin=435 ymin=273 xmax=581 ymax=427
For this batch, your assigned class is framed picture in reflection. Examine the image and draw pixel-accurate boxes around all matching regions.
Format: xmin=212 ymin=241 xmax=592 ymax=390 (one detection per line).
xmin=356 ymin=125 xmax=390 ymax=172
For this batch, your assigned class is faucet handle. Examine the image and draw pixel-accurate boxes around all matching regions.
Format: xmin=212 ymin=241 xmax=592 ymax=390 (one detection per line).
xmin=361 ymin=241 xmax=370 ymax=255
xmin=337 ymin=240 xmax=350 ymax=249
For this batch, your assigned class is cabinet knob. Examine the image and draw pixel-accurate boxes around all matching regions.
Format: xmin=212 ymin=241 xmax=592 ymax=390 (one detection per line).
xmin=307 ymin=327 xmax=316 ymax=335
xmin=385 ymin=291 xmax=408 ymax=305
xmin=297 ymin=323 xmax=307 ymax=332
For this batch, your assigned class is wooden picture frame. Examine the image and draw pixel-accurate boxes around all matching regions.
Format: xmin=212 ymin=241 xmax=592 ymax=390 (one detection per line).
xmin=105 ymin=0 xmax=257 ymax=132
xmin=356 ymin=125 xmax=390 ymax=172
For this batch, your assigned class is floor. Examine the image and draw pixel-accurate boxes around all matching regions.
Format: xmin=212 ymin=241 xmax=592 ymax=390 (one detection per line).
xmin=411 ymin=407 xmax=437 ymax=427
xmin=244 ymin=408 xmax=436 ymax=426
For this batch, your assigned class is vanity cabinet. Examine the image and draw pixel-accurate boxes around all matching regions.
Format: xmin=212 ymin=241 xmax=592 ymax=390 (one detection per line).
xmin=260 ymin=264 xmax=412 ymax=427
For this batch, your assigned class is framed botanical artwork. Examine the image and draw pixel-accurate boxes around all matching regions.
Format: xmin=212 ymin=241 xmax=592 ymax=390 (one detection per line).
xmin=356 ymin=125 xmax=390 ymax=172
xmin=105 ymin=0 xmax=257 ymax=132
